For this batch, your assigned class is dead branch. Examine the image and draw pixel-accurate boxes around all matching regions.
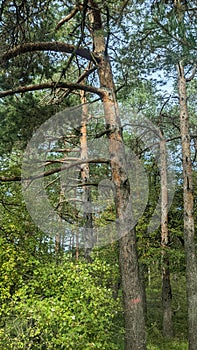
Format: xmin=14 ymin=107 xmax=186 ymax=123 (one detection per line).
xmin=186 ymin=64 xmax=197 ymax=82
xmin=0 ymin=158 xmax=110 ymax=182
xmin=57 ymin=66 xmax=97 ymax=101
xmin=56 ymin=7 xmax=80 ymax=31
xmin=58 ymin=0 xmax=88 ymax=82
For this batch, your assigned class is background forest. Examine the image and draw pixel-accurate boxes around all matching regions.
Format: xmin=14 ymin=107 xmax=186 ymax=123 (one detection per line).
xmin=0 ymin=1 xmax=197 ymax=349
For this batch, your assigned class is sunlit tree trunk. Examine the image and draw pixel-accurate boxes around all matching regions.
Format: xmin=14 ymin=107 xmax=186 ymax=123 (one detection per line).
xmin=177 ymin=61 xmax=197 ymax=350
xmin=160 ymin=137 xmax=173 ymax=337
xmin=89 ymin=1 xmax=146 ymax=349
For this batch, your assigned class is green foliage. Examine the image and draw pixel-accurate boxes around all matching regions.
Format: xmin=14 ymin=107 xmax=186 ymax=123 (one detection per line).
xmin=0 ymin=93 xmax=57 ymax=155
xmin=0 ymin=258 xmax=122 ymax=349
xmin=145 ymin=267 xmax=188 ymax=349
xmin=147 ymin=339 xmax=188 ymax=350
xmin=0 ymin=1 xmax=196 ymax=348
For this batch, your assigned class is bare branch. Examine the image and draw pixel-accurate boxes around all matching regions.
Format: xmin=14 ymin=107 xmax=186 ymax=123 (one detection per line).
xmin=56 ymin=7 xmax=80 ymax=31
xmin=0 ymin=158 xmax=110 ymax=182
xmin=0 ymin=82 xmax=104 ymax=98
xmin=0 ymin=175 xmax=22 ymax=182
xmin=57 ymin=66 xmax=97 ymax=101
xmin=0 ymin=41 xmax=99 ymax=64
xmin=159 ymin=95 xmax=172 ymax=116
xmin=77 ymin=66 xmax=97 ymax=83
xmin=58 ymin=0 xmax=88 ymax=81
xmin=49 ymin=148 xmax=80 ymax=153
xmin=186 ymin=64 xmax=197 ymax=82
xmin=116 ymin=0 xmax=130 ymax=25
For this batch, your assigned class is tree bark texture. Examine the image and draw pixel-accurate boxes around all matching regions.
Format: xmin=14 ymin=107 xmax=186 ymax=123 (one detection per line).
xmin=89 ymin=1 xmax=146 ymax=349
xmin=0 ymin=2 xmax=147 ymax=348
xmin=177 ymin=61 xmax=197 ymax=350
xmin=80 ymin=89 xmax=94 ymax=259
xmin=160 ymin=138 xmax=173 ymax=337
xmin=0 ymin=41 xmax=96 ymax=64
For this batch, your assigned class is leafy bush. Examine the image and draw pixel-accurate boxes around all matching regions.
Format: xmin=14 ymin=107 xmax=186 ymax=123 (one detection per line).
xmin=0 ymin=258 xmax=121 ymax=349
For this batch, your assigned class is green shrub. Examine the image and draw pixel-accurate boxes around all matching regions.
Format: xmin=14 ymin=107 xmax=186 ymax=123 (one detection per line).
xmin=0 ymin=259 xmax=121 ymax=349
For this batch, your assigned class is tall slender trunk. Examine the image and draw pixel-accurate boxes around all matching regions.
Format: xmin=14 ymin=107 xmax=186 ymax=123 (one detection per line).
xmin=160 ymin=137 xmax=173 ymax=337
xmin=89 ymin=1 xmax=146 ymax=349
xmin=56 ymin=180 xmax=65 ymax=256
xmin=80 ymin=89 xmax=93 ymax=259
xmin=177 ymin=61 xmax=197 ymax=350
xmin=74 ymin=204 xmax=79 ymax=260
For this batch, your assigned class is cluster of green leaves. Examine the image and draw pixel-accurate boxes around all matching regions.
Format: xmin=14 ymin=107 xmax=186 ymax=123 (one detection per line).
xmin=0 ymin=1 xmax=196 ymax=349
xmin=0 ymin=253 xmax=122 ymax=349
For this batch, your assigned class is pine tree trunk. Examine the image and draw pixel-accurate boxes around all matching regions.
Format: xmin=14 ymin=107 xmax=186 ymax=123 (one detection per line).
xmin=89 ymin=1 xmax=146 ymax=349
xmin=80 ymin=89 xmax=93 ymax=259
xmin=177 ymin=61 xmax=197 ymax=350
xmin=162 ymin=260 xmax=173 ymax=336
xmin=160 ymin=138 xmax=173 ymax=337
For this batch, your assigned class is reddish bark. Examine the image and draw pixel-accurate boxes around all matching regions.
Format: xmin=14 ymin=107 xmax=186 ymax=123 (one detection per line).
xmin=177 ymin=61 xmax=197 ymax=350
xmin=89 ymin=1 xmax=146 ymax=349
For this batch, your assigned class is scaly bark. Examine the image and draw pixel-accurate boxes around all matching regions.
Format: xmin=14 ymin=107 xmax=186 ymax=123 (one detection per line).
xmin=89 ymin=1 xmax=146 ymax=349
xmin=177 ymin=61 xmax=197 ymax=350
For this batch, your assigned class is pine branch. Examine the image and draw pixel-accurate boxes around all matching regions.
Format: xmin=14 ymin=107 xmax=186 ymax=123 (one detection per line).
xmin=153 ymin=17 xmax=193 ymax=49
xmin=55 ymin=7 xmax=80 ymax=31
xmin=0 ymin=158 xmax=110 ymax=182
xmin=0 ymin=81 xmax=104 ymax=98
xmin=0 ymin=41 xmax=100 ymax=64
xmin=186 ymin=64 xmax=197 ymax=82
